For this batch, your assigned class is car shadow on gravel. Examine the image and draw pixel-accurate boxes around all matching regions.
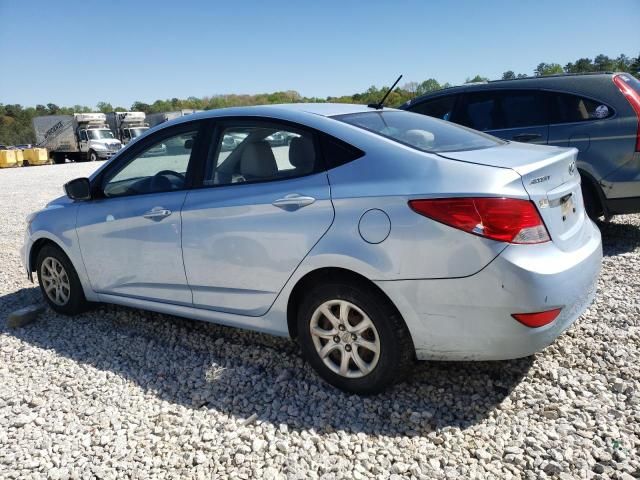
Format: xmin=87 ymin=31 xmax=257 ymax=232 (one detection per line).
xmin=2 ymin=286 xmax=533 ymax=436
xmin=597 ymin=219 xmax=640 ymax=257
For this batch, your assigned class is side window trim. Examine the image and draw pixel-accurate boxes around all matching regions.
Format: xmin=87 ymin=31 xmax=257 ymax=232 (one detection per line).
xmin=92 ymin=120 xmax=206 ymax=199
xmin=541 ymin=88 xmax=617 ymax=126
xmin=192 ymin=117 xmax=328 ymax=190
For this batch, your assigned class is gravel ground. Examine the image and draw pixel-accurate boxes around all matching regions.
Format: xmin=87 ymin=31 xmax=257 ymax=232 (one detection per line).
xmin=0 ymin=162 xmax=638 ymax=480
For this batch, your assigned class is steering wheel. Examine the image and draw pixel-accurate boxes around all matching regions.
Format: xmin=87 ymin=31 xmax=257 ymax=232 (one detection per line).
xmin=156 ymin=170 xmax=185 ymax=181
xmin=150 ymin=170 xmax=185 ymax=192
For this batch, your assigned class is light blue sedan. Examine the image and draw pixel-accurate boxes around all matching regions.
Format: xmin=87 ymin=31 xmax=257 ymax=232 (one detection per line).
xmin=22 ymin=104 xmax=602 ymax=393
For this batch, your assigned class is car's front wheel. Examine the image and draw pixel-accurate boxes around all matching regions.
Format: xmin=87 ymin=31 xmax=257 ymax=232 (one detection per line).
xmin=297 ymin=281 xmax=414 ymax=394
xmin=36 ymin=244 xmax=88 ymax=315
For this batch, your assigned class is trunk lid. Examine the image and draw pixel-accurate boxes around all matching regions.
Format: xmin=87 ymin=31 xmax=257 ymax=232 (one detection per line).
xmin=438 ymin=142 xmax=587 ymax=251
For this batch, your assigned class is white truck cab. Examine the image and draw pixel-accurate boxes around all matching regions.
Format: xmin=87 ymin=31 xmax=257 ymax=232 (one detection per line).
xmin=106 ymin=111 xmax=149 ymax=145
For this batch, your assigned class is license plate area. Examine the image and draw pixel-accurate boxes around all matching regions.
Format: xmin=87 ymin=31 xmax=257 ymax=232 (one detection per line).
xmin=560 ymin=194 xmax=574 ymax=220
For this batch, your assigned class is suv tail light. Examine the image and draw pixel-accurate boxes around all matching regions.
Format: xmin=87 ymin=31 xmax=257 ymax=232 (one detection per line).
xmin=613 ymin=74 xmax=640 ymax=152
xmin=408 ymin=197 xmax=550 ymax=244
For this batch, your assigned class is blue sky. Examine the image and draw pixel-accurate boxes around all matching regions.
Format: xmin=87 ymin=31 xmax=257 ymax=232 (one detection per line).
xmin=1 ymin=0 xmax=638 ymax=108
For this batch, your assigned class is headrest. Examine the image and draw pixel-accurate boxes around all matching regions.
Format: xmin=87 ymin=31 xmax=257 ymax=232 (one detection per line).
xmin=240 ymin=141 xmax=277 ymax=178
xmin=289 ymin=136 xmax=315 ymax=174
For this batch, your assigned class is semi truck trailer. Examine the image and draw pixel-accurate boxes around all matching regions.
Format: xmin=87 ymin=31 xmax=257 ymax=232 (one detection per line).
xmin=146 ymin=109 xmax=202 ymax=128
xmin=33 ymin=113 xmax=122 ymax=163
xmin=106 ymin=111 xmax=149 ymax=144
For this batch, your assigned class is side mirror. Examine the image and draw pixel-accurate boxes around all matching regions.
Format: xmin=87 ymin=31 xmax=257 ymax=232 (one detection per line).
xmin=64 ymin=177 xmax=91 ymax=200
xmin=184 ymin=139 xmax=193 ymax=149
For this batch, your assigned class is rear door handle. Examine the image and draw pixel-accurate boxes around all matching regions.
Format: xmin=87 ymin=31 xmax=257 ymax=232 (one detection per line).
xmin=143 ymin=207 xmax=172 ymax=220
xmin=272 ymin=194 xmax=316 ymax=210
xmin=512 ymin=133 xmax=542 ymax=142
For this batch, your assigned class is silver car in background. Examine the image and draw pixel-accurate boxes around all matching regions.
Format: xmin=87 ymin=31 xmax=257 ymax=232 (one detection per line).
xmin=22 ymin=104 xmax=602 ymax=393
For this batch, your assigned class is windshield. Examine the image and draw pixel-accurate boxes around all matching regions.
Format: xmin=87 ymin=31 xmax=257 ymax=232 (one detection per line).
xmin=87 ymin=129 xmax=115 ymax=140
xmin=129 ymin=127 xmax=148 ymax=138
xmin=334 ymin=110 xmax=504 ymax=153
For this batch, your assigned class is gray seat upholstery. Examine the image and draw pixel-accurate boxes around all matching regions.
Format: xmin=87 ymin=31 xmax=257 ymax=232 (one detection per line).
xmin=240 ymin=141 xmax=278 ymax=180
xmin=288 ymin=136 xmax=315 ymax=175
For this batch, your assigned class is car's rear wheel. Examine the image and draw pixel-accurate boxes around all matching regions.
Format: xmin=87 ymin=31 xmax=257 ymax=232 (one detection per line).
xmin=297 ymin=281 xmax=414 ymax=394
xmin=36 ymin=244 xmax=88 ymax=315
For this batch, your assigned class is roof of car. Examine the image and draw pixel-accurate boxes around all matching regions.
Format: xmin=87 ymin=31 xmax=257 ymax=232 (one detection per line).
xmin=401 ymin=72 xmax=624 ymax=107
xmin=182 ymin=103 xmax=393 ymax=121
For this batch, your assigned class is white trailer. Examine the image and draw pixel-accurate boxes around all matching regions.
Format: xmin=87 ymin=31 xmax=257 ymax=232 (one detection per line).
xmin=146 ymin=109 xmax=202 ymax=128
xmin=106 ymin=111 xmax=149 ymax=144
xmin=33 ymin=113 xmax=122 ymax=163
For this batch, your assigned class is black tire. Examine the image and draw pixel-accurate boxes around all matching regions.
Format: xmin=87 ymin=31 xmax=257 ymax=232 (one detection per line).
xmin=581 ymin=177 xmax=603 ymax=220
xmin=297 ymin=280 xmax=414 ymax=394
xmin=89 ymin=150 xmax=98 ymax=162
xmin=36 ymin=244 xmax=88 ymax=315
xmin=52 ymin=153 xmax=65 ymax=164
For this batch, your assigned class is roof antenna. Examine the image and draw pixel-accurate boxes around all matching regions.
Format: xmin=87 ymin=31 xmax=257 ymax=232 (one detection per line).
xmin=368 ymin=74 xmax=403 ymax=110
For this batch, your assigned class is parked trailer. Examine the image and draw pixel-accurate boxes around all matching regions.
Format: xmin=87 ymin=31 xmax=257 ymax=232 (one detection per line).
xmin=146 ymin=109 xmax=202 ymax=128
xmin=33 ymin=113 xmax=123 ymax=164
xmin=106 ymin=111 xmax=149 ymax=144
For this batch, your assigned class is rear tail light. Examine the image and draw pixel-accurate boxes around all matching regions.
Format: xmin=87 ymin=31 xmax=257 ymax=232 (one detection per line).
xmin=512 ymin=308 xmax=562 ymax=328
xmin=613 ymin=74 xmax=640 ymax=152
xmin=408 ymin=197 xmax=550 ymax=244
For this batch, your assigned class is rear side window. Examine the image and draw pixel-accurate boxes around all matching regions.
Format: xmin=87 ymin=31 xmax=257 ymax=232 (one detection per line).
xmin=334 ymin=110 xmax=503 ymax=153
xmin=203 ymin=123 xmax=319 ymax=186
xmin=458 ymin=90 xmax=547 ymax=131
xmin=320 ymin=136 xmax=364 ymax=169
xmin=549 ymin=92 xmax=614 ymax=123
xmin=407 ymin=95 xmax=457 ymax=121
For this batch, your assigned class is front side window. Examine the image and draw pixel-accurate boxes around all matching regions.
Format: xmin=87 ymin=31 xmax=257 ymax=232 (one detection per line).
xmin=549 ymin=92 xmax=614 ymax=123
xmin=335 ymin=110 xmax=503 ymax=153
xmin=204 ymin=123 xmax=318 ymax=186
xmin=103 ymin=129 xmax=197 ymax=197
xmin=79 ymin=130 xmax=88 ymax=141
xmin=458 ymin=90 xmax=547 ymax=131
xmin=408 ymin=95 xmax=457 ymax=121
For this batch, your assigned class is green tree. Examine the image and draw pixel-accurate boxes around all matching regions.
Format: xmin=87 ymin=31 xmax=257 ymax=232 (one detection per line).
xmin=416 ymin=78 xmax=441 ymax=95
xmin=465 ymin=75 xmax=489 ymax=83
xmin=564 ymin=58 xmax=595 ymax=73
xmin=96 ymin=102 xmax=113 ymax=113
xmin=534 ymin=63 xmax=563 ymax=76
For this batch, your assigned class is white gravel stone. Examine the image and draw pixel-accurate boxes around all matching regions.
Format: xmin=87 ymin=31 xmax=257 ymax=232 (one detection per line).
xmin=1 ymin=162 xmax=639 ymax=479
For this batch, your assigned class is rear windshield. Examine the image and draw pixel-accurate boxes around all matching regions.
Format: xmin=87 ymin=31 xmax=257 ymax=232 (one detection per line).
xmin=334 ymin=110 xmax=504 ymax=153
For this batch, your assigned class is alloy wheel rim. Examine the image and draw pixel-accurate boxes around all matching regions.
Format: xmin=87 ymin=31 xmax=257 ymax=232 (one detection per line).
xmin=309 ymin=299 xmax=380 ymax=378
xmin=40 ymin=257 xmax=71 ymax=306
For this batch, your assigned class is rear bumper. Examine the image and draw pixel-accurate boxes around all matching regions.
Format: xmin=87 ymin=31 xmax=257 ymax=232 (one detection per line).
xmin=376 ymin=219 xmax=602 ymax=361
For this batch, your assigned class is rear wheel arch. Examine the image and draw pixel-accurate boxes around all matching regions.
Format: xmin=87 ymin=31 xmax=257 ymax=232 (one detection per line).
xmin=286 ymin=267 xmax=409 ymax=341
xmin=579 ymin=168 xmax=606 ymax=219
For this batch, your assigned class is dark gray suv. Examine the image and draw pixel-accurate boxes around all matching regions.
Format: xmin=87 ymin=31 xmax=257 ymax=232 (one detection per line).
xmin=400 ymin=73 xmax=640 ymax=219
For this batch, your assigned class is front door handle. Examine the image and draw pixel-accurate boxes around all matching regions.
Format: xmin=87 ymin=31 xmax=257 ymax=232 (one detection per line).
xmin=143 ymin=207 xmax=172 ymax=220
xmin=272 ymin=194 xmax=316 ymax=210
xmin=512 ymin=133 xmax=542 ymax=142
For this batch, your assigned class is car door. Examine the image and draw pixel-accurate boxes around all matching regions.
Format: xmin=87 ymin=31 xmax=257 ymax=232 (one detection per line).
xmin=457 ymin=89 xmax=549 ymax=144
xmin=181 ymin=119 xmax=334 ymax=316
xmin=76 ymin=122 xmax=204 ymax=305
